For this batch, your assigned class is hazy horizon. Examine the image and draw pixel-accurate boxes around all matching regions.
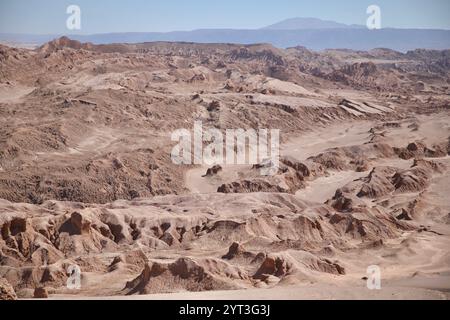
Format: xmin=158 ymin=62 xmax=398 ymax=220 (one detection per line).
xmin=1 ymin=0 xmax=450 ymax=35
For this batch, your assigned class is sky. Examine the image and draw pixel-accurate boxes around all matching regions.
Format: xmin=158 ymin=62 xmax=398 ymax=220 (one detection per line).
xmin=0 ymin=0 xmax=449 ymax=34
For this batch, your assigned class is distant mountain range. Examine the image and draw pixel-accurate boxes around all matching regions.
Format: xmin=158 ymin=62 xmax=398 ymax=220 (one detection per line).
xmin=262 ymin=17 xmax=364 ymax=30
xmin=1 ymin=17 xmax=450 ymax=52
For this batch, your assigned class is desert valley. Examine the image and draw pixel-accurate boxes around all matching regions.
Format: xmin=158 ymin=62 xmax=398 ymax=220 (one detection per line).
xmin=0 ymin=36 xmax=449 ymax=300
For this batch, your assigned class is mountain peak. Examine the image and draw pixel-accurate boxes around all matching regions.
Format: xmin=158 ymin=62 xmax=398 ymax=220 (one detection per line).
xmin=38 ymin=36 xmax=93 ymax=52
xmin=263 ymin=17 xmax=362 ymax=30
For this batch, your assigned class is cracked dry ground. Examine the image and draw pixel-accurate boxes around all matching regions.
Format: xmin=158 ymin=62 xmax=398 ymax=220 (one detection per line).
xmin=0 ymin=37 xmax=449 ymax=299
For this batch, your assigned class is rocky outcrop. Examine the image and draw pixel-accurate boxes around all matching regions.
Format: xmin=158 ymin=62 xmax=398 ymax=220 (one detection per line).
xmin=203 ymin=165 xmax=223 ymax=177
xmin=0 ymin=278 xmax=17 ymax=300
xmin=218 ymin=180 xmax=287 ymax=194
xmin=33 ymin=287 xmax=49 ymax=299
xmin=357 ymin=167 xmax=397 ymax=198
xmin=222 ymin=242 xmax=256 ymax=261
xmin=124 ymin=258 xmax=246 ymax=295
xmin=395 ymin=141 xmax=447 ymax=160
xmin=392 ymin=167 xmax=432 ymax=193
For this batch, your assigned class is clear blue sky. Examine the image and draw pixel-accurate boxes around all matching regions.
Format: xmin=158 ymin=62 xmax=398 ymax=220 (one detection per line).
xmin=1 ymin=0 xmax=449 ymax=34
